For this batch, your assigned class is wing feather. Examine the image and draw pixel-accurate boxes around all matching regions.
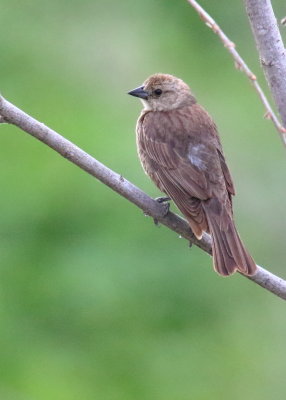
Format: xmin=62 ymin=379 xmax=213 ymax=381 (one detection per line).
xmin=136 ymin=105 xmax=234 ymax=237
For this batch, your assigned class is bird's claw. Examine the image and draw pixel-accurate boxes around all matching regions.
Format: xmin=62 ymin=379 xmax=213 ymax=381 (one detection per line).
xmin=155 ymin=196 xmax=171 ymax=204
xmin=143 ymin=197 xmax=171 ymax=225
xmin=153 ymin=196 xmax=171 ymax=225
xmin=153 ymin=217 xmax=159 ymax=226
xmin=156 ymin=196 xmax=171 ymax=215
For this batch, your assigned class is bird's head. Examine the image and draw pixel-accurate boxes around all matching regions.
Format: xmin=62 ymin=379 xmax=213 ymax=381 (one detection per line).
xmin=128 ymin=73 xmax=196 ymax=111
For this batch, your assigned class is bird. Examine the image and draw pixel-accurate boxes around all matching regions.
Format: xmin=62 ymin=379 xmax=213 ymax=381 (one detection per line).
xmin=128 ymin=73 xmax=257 ymax=276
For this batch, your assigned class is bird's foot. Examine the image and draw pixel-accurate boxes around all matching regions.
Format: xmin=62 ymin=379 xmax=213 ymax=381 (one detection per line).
xmin=153 ymin=197 xmax=171 ymax=225
xmin=155 ymin=196 xmax=171 ymax=204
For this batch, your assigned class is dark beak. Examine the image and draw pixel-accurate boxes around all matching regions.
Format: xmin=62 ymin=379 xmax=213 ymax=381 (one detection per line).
xmin=128 ymin=85 xmax=148 ymax=100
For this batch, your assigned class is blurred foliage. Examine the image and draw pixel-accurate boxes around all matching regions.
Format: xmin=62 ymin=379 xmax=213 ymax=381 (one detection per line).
xmin=0 ymin=1 xmax=286 ymax=399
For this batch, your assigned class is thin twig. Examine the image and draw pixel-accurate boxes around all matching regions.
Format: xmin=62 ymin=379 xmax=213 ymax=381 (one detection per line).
xmin=0 ymin=95 xmax=285 ymax=300
xmin=186 ymin=0 xmax=286 ymax=146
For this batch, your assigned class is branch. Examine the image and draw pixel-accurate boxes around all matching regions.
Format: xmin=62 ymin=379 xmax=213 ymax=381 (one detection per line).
xmin=244 ymin=0 xmax=286 ymax=141
xmin=0 ymin=95 xmax=285 ymax=300
xmin=186 ymin=0 xmax=286 ymax=146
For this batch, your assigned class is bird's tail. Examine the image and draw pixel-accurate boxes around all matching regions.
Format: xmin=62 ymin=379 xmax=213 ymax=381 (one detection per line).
xmin=203 ymin=199 xmax=257 ymax=276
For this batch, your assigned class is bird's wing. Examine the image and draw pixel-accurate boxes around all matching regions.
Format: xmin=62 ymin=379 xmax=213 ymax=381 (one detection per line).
xmin=217 ymin=149 xmax=235 ymax=197
xmin=138 ymin=106 xmax=229 ymax=199
xmin=137 ymin=106 xmax=233 ymax=236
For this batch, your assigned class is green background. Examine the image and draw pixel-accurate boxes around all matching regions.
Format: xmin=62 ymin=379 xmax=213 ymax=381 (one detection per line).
xmin=0 ymin=1 xmax=285 ymax=399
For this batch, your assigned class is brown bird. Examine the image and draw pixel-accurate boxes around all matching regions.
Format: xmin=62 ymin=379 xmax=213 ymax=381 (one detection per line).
xmin=128 ymin=73 xmax=257 ymax=276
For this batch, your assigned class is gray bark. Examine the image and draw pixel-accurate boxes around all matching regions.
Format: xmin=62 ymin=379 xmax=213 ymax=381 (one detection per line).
xmin=244 ymin=0 xmax=286 ymax=127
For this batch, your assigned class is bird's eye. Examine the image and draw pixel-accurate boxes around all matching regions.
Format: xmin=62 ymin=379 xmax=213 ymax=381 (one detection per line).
xmin=154 ymin=89 xmax=162 ymax=96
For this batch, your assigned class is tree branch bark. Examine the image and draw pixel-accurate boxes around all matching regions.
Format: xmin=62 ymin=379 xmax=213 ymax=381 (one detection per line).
xmin=244 ymin=0 xmax=286 ymax=133
xmin=0 ymin=95 xmax=285 ymax=300
xmin=186 ymin=0 xmax=286 ymax=146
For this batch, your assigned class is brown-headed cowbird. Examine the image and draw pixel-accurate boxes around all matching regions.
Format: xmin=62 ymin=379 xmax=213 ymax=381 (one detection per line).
xmin=128 ymin=73 xmax=256 ymax=276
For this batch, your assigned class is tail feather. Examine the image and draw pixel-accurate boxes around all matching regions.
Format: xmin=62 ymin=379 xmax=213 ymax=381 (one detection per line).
xmin=203 ymin=201 xmax=257 ymax=276
xmin=212 ymin=227 xmax=237 ymax=276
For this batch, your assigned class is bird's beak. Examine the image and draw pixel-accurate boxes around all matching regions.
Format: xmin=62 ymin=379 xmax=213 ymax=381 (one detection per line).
xmin=128 ymin=85 xmax=149 ymax=100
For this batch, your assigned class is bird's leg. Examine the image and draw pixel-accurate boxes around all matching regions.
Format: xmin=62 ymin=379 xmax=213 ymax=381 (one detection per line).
xmin=153 ymin=196 xmax=171 ymax=225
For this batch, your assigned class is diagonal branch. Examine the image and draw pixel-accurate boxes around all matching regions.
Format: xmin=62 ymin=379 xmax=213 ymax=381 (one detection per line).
xmin=186 ymin=0 xmax=286 ymax=146
xmin=0 ymin=95 xmax=285 ymax=300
